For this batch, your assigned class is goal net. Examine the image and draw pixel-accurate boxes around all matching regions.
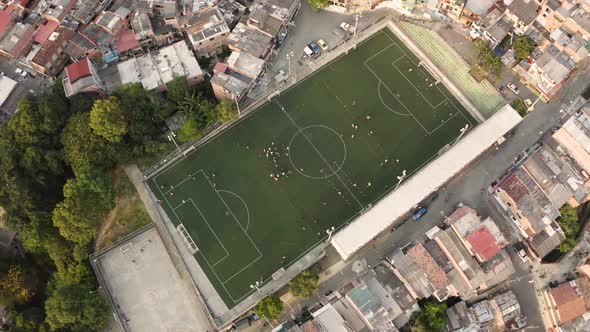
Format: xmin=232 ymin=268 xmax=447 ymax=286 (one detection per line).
xmin=177 ymin=224 xmax=199 ymax=254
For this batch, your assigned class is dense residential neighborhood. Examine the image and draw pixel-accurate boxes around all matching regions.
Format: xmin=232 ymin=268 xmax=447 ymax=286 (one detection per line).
xmin=0 ymin=0 xmax=589 ymax=331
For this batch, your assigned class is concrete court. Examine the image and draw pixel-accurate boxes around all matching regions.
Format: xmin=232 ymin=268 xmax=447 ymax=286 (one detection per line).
xmin=94 ymin=226 xmax=212 ymax=332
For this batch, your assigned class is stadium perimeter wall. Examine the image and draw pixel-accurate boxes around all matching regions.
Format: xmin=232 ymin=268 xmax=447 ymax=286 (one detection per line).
xmin=331 ymin=104 xmax=522 ymax=260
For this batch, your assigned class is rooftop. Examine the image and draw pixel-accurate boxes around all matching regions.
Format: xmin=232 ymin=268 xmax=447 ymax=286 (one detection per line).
xmin=116 ymin=41 xmax=203 ymax=91
xmin=65 ymin=57 xmax=91 ymax=83
xmin=226 ymin=51 xmax=264 ymax=79
xmin=71 ymin=0 xmax=102 ymax=24
xmin=131 ymin=12 xmax=153 ymax=39
xmin=536 ymin=45 xmax=575 ymax=83
xmin=550 ymin=278 xmax=590 ymax=324
xmin=116 ymin=29 xmax=140 ymax=54
xmin=466 ymin=226 xmax=501 ymax=261
xmin=408 ymin=243 xmax=451 ymax=291
xmin=0 ymin=76 xmax=17 ymax=107
xmin=464 ymin=0 xmax=495 ymax=16
xmin=183 ymin=8 xmax=230 ymax=44
xmin=507 ymin=0 xmax=541 ymax=25
xmin=227 ymin=22 xmax=273 ymax=59
xmin=33 ymin=19 xmax=58 ymax=44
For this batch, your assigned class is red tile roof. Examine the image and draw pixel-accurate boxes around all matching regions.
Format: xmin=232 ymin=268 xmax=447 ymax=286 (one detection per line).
xmin=556 ymin=297 xmax=586 ymax=324
xmin=116 ymin=29 xmax=140 ymax=54
xmin=466 ymin=225 xmax=501 ymax=260
xmin=214 ymin=62 xmax=227 ymax=73
xmin=34 ymin=20 xmax=58 ymax=44
xmin=0 ymin=4 xmax=15 ymax=36
xmin=65 ymin=58 xmax=91 ymax=83
xmin=550 ymin=282 xmax=580 ymax=306
xmin=408 ymin=243 xmax=451 ymax=290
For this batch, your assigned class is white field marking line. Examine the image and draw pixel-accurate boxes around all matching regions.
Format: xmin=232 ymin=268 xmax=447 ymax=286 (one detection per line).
xmin=196 ymin=170 xmax=265 ymax=286
xmin=381 ymin=31 xmax=474 ymax=126
xmin=274 ymin=100 xmax=365 ymax=210
xmin=391 ymin=60 xmax=446 ymax=109
xmin=364 ymin=63 xmax=429 ymax=134
xmin=150 ymin=146 xmax=199 ymax=183
xmin=363 ymin=43 xmax=396 ymax=64
xmin=216 ymin=189 xmax=251 ymax=232
xmin=153 ymin=176 xmax=238 ymax=302
xmin=426 ymin=112 xmax=460 ymax=135
xmin=377 ymin=81 xmax=411 ymax=117
xmin=183 ymin=198 xmax=230 ymax=265
xmin=198 ymin=170 xmax=262 ymax=256
xmin=160 ymin=170 xmax=203 ymax=196
xmin=288 ymin=125 xmax=347 ymax=180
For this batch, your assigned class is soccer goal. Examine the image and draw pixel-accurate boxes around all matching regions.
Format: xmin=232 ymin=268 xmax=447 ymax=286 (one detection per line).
xmin=177 ymin=223 xmax=199 ymax=254
xmin=418 ymin=61 xmax=441 ymax=84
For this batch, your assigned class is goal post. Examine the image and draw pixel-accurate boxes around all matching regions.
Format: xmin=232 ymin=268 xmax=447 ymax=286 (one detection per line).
xmin=177 ymin=223 xmax=199 ymax=254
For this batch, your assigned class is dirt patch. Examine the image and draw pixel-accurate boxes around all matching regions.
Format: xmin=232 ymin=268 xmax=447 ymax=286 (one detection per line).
xmin=94 ymin=167 xmax=151 ymax=250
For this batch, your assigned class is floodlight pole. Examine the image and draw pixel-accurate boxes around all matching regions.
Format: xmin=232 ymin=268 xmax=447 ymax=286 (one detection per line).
xmin=167 ymin=131 xmax=184 ymax=156
xmin=326 ymin=226 xmax=336 ymax=242
xmin=452 ymin=124 xmax=469 ymax=146
xmin=394 ymin=170 xmax=407 ymax=191
xmin=249 ymin=280 xmax=261 ymax=292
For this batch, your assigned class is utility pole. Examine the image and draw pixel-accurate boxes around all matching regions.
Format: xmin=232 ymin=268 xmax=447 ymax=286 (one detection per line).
xmin=230 ymin=91 xmax=241 ymax=116
xmin=353 ymin=14 xmax=361 ymax=48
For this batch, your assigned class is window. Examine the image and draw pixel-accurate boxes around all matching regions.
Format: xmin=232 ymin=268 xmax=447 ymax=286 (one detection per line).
xmin=209 ymin=37 xmax=215 ymax=41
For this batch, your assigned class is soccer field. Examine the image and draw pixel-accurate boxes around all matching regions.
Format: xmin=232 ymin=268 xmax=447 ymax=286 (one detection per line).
xmin=149 ymin=29 xmax=475 ymax=307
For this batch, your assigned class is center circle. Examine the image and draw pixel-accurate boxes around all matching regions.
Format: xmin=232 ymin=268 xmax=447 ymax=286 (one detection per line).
xmin=288 ymin=125 xmax=346 ymax=179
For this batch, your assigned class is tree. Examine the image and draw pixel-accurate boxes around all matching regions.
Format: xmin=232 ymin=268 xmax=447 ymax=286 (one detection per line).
xmin=166 ymin=76 xmax=189 ymax=105
xmin=559 ymin=238 xmax=577 ymax=253
xmin=254 ymin=295 xmax=284 ymax=320
xmin=307 ymin=0 xmax=328 ymax=11
xmin=474 ymin=40 xmax=502 ymax=80
xmin=52 ymin=169 xmax=114 ymax=244
xmin=557 ymin=204 xmax=579 ymax=238
xmin=45 ymin=284 xmax=110 ymax=331
xmin=411 ymin=300 xmax=448 ymax=332
xmin=513 ymin=36 xmax=535 ymax=61
xmin=0 ymin=265 xmax=37 ymax=304
xmin=178 ymin=116 xmax=203 ymax=142
xmin=289 ymin=270 xmax=319 ymax=297
xmin=61 ymin=112 xmax=120 ymax=174
xmin=90 ymin=97 xmax=128 ymax=143
xmin=216 ymin=99 xmax=238 ymax=123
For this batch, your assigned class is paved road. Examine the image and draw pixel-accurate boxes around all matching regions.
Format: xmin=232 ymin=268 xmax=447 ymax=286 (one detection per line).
xmin=0 ymin=57 xmax=50 ymax=122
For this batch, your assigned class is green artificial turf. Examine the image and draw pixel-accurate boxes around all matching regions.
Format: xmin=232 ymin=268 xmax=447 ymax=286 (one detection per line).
xmin=149 ymin=29 xmax=475 ymax=306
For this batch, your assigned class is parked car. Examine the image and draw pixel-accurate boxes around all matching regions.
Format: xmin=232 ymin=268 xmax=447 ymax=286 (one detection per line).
xmin=507 ymin=82 xmax=520 ymax=94
xmin=498 ymin=86 xmax=507 ymax=96
xmin=524 ymin=98 xmax=533 ymax=109
xmin=303 ymin=46 xmax=315 ymax=58
xmin=412 ymin=207 xmax=428 ymax=221
xmin=513 ymin=242 xmax=529 ymax=263
xmin=308 ymin=41 xmax=321 ymax=56
xmin=340 ymin=22 xmax=351 ymax=32
xmin=317 ymin=39 xmax=328 ymax=51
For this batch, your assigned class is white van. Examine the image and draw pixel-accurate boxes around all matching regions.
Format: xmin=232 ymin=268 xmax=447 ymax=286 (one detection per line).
xmin=303 ymin=46 xmax=314 ymax=57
